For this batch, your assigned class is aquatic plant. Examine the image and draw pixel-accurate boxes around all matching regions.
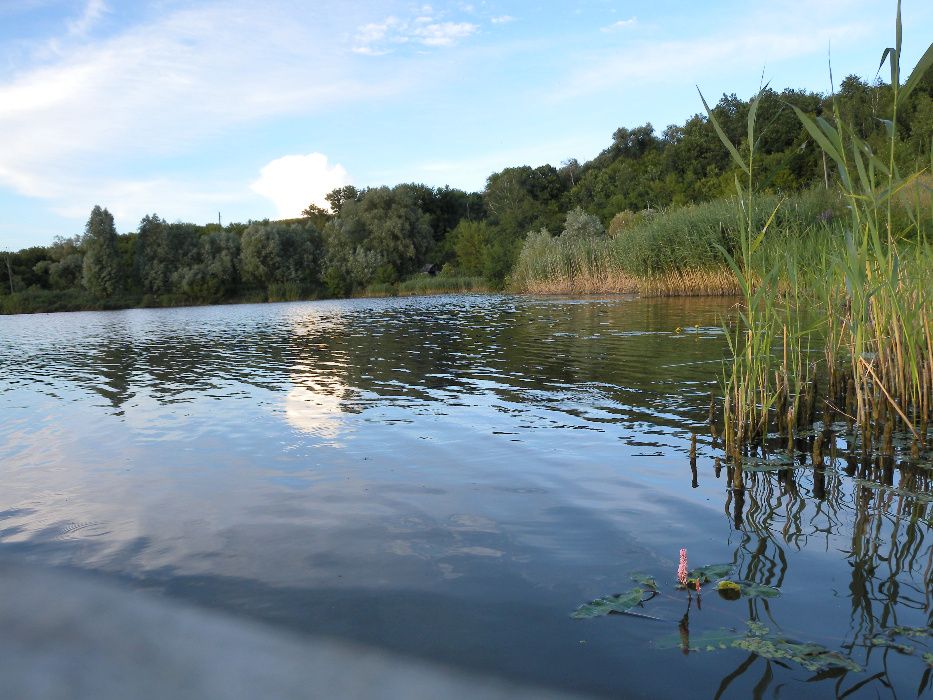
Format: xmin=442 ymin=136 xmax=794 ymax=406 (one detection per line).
xmin=710 ymin=2 xmax=933 ymax=469
xmin=677 ymin=548 xmax=688 ymax=587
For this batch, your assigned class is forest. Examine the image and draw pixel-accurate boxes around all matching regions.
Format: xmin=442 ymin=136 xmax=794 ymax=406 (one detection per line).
xmin=1 ymin=73 xmax=931 ymax=314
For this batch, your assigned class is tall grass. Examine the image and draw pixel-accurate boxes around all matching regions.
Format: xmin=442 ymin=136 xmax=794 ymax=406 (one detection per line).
xmin=510 ymin=190 xmax=836 ymax=296
xmin=712 ymin=1 xmax=932 ymax=475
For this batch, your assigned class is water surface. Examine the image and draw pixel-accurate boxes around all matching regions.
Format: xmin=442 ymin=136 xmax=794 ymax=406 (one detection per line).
xmin=1 ymin=295 xmax=930 ymax=698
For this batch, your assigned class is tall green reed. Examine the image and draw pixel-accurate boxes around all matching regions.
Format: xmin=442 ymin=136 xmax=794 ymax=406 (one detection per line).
xmin=712 ymin=0 xmax=932 ymax=469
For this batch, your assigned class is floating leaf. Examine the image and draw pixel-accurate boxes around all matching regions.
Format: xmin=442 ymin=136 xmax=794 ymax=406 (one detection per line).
xmin=630 ymin=574 xmax=659 ymax=592
xmin=685 ymin=563 xmax=733 ymax=584
xmin=887 ymin=626 xmax=933 ymax=639
xmin=868 ymin=636 xmax=914 ymax=654
xmin=733 ymin=580 xmax=781 ymax=599
xmin=734 ymin=637 xmax=862 ymax=673
xmin=659 ymin=618 xmax=861 ymax=673
xmin=924 ymin=652 xmax=933 ymax=667
xmin=653 ymin=627 xmax=746 ymax=651
xmin=571 ymin=587 xmax=647 ymax=619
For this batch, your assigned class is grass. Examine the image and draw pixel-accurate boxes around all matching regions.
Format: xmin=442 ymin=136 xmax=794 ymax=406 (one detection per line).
xmin=395 ymin=275 xmax=489 ymax=296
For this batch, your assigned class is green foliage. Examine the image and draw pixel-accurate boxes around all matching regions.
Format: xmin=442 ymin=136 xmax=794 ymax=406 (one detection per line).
xmin=560 ymin=207 xmax=605 ymax=240
xmin=718 ymin=580 xmax=781 ymax=599
xmin=450 ymin=220 xmax=491 ymax=276
xmin=81 ymin=205 xmax=121 ymax=296
xmin=240 ymin=221 xmax=321 ymax=291
xmin=397 ymin=275 xmax=488 ymax=296
xmin=686 ymin=563 xmax=733 ymax=583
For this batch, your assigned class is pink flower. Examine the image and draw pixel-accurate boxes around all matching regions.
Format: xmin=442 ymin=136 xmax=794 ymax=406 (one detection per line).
xmin=678 ymin=548 xmax=688 ymax=587
xmin=695 ymin=578 xmax=701 ymax=593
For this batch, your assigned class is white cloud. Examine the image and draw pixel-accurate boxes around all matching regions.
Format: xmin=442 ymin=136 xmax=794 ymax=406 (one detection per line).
xmin=490 ymin=15 xmax=515 ymax=25
xmin=250 ymin=153 xmax=351 ymax=218
xmin=352 ymin=8 xmax=478 ymax=54
xmin=0 ymin=2 xmax=411 ymax=231
xmin=601 ymin=17 xmax=637 ymax=32
xmin=67 ymin=0 xmax=108 ymax=36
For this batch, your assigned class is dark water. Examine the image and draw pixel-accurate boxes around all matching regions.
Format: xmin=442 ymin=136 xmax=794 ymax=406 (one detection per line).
xmin=0 ymin=295 xmax=930 ymax=698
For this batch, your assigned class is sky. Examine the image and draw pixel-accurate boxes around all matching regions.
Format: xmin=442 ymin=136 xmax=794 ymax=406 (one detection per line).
xmin=0 ymin=0 xmax=930 ymax=250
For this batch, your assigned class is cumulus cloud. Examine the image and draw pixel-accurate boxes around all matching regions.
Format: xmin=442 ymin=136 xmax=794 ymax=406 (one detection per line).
xmin=352 ymin=8 xmax=478 ymax=54
xmin=250 ymin=153 xmax=351 ymax=218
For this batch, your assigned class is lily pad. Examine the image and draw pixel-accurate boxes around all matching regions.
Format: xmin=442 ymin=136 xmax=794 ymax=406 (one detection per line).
xmin=571 ymin=587 xmax=648 ymax=619
xmin=924 ymin=652 xmax=933 ymax=667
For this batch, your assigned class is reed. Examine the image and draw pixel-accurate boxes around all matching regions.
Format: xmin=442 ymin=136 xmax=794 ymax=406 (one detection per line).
xmin=714 ymin=1 xmax=933 ymax=468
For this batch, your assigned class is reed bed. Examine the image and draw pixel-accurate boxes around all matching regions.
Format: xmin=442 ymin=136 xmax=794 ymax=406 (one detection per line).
xmin=510 ymin=191 xmax=834 ymax=297
xmin=713 ymin=3 xmax=932 ymax=480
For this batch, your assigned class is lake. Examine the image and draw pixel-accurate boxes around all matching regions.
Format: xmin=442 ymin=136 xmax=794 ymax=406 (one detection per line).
xmin=0 ymin=294 xmax=930 ymax=698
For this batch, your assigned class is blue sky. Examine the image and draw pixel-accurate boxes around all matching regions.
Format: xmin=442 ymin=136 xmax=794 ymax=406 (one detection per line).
xmin=1 ymin=0 xmax=931 ymax=250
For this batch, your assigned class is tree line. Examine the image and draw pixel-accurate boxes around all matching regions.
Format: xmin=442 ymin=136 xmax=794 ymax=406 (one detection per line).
xmin=3 ymin=74 xmax=931 ymax=313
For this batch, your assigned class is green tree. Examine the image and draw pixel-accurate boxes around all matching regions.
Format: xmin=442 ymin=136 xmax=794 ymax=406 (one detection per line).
xmin=240 ymin=221 xmax=321 ymax=289
xmin=81 ymin=206 xmax=121 ymax=296
xmin=561 ymin=207 xmax=605 ymax=240
xmin=451 ymin=220 xmax=492 ymax=275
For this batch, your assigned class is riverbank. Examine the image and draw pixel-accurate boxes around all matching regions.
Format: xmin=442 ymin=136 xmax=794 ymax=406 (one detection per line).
xmin=0 ymin=275 xmax=494 ymax=315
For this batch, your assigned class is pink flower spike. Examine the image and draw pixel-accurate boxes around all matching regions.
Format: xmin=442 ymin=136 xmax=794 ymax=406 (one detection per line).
xmin=678 ymin=548 xmax=688 ymax=587
xmin=695 ymin=578 xmax=701 ymax=593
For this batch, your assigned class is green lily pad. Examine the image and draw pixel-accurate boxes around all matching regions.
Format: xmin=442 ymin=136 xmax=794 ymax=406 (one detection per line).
xmin=571 ymin=587 xmax=648 ymax=619
xmin=924 ymin=652 xmax=933 ymax=667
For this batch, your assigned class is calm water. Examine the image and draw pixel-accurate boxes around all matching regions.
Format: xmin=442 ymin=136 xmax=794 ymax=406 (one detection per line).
xmin=1 ymin=295 xmax=930 ymax=698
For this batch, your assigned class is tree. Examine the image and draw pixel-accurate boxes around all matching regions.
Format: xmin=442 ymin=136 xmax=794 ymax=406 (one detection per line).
xmin=240 ymin=221 xmax=321 ymax=289
xmin=81 ymin=205 xmax=120 ymax=296
xmin=451 ymin=220 xmax=491 ymax=276
xmin=561 ymin=207 xmax=605 ymax=240
xmin=325 ymin=185 xmax=361 ymax=215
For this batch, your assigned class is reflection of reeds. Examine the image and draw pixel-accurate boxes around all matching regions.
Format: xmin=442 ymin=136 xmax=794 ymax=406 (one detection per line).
xmin=712 ymin=7 xmax=932 ymax=467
